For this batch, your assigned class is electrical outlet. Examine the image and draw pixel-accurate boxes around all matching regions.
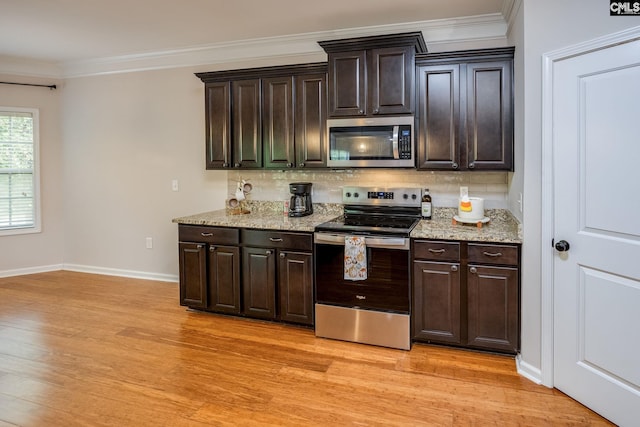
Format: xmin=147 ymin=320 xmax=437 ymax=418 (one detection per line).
xmin=145 ymin=237 xmax=153 ymax=249
xmin=172 ymin=179 xmax=179 ymax=192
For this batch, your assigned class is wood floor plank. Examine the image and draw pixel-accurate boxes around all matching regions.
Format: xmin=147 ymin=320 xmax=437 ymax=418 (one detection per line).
xmin=0 ymin=271 xmax=613 ymax=426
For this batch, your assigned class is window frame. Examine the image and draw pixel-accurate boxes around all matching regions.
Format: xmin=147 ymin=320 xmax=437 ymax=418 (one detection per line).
xmin=0 ymin=107 xmax=41 ymax=236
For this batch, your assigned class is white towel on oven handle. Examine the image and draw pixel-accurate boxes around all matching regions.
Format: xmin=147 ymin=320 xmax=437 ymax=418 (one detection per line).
xmin=344 ymin=235 xmax=367 ymax=281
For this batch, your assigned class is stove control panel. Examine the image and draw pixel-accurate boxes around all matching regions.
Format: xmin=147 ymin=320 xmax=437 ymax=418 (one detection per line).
xmin=342 ymin=186 xmax=421 ymax=207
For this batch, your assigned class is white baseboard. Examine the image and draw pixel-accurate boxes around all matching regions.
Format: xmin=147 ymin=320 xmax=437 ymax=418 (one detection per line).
xmin=516 ymin=354 xmax=545 ymax=386
xmin=0 ymin=263 xmax=178 ymax=283
xmin=0 ymin=264 xmax=64 ymax=278
xmin=63 ymin=264 xmax=178 ymax=283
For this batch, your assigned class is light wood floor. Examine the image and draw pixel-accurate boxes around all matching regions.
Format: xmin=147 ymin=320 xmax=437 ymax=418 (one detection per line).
xmin=0 ymin=271 xmax=610 ymax=426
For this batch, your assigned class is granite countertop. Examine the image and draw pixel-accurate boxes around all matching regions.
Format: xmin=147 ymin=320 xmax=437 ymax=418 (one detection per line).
xmin=172 ymin=201 xmax=341 ymax=233
xmin=173 ymin=202 xmax=522 ymax=244
xmin=410 ymin=208 xmax=522 ymax=244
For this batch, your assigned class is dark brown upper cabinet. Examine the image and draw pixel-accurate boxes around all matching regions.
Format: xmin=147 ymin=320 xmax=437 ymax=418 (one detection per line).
xmin=319 ymin=32 xmax=427 ymax=118
xmin=416 ymin=47 xmax=514 ymax=171
xmin=196 ymin=64 xmax=327 ymax=170
xmin=233 ymin=78 xmax=263 ymax=168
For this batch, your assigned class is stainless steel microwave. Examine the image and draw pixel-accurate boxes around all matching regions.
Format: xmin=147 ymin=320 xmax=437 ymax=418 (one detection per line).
xmin=327 ymin=116 xmax=414 ymax=168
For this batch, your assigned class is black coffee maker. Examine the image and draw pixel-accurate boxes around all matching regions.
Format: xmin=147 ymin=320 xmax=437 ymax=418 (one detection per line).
xmin=289 ymin=182 xmax=313 ymax=217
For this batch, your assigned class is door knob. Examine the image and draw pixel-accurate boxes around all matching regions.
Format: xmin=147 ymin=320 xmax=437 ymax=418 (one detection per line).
xmin=555 ymin=240 xmax=570 ymax=252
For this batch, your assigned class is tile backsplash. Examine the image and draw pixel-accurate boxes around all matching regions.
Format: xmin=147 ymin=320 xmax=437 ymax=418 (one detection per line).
xmin=228 ymin=169 xmax=509 ymax=209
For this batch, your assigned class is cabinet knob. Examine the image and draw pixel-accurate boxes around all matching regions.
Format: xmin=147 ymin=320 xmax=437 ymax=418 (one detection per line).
xmin=469 ymin=266 xmax=477 ymax=274
xmin=468 ymin=162 xmax=475 ymax=169
xmin=196 ymin=244 xmax=204 ymax=249
xmin=452 ymin=162 xmax=459 ymax=170
xmin=234 ymin=162 xmax=240 ymax=168
xmin=299 ymin=162 xmax=305 ymax=167
xmin=359 ymin=110 xmax=364 ymax=115
xmin=209 ymin=246 xmax=216 ymax=252
xmin=373 ymin=108 xmax=379 ymax=114
xmin=223 ymin=162 xmax=229 ymax=168
xmin=451 ymin=265 xmax=458 ymax=272
xmin=265 ymin=250 xmax=272 ymax=255
xmin=280 ymin=253 xmax=285 ymax=258
xmin=287 ymin=162 xmax=293 ymax=168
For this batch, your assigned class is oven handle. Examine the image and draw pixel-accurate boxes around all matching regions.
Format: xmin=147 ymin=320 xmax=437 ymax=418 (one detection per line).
xmin=314 ymin=233 xmax=409 ymax=250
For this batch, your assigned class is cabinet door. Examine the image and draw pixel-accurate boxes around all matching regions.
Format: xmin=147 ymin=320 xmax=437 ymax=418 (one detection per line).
xmin=242 ymin=247 xmax=276 ymax=319
xmin=328 ymin=50 xmax=366 ymax=117
xmin=278 ymin=251 xmax=314 ymax=325
xmin=208 ymin=245 xmax=240 ymax=314
xmin=179 ymin=242 xmax=207 ymax=308
xmin=467 ymin=264 xmax=519 ymax=353
xmin=369 ymin=46 xmax=414 ymax=115
xmin=263 ymin=76 xmax=295 ymax=169
xmin=465 ymin=61 xmax=513 ymax=171
xmin=204 ymin=82 xmax=232 ymax=169
xmin=413 ymin=260 xmax=461 ymax=344
xmin=232 ymin=79 xmax=262 ymax=168
xmin=416 ymin=64 xmax=461 ymax=170
xmin=295 ymin=73 xmax=327 ymax=168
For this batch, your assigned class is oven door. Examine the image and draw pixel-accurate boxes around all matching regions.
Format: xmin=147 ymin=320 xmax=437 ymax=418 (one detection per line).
xmin=313 ymin=232 xmax=411 ymax=314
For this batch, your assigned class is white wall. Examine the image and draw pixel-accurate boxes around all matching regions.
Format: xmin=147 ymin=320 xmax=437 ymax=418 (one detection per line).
xmin=517 ymin=0 xmax=640 ymax=382
xmin=0 ymin=75 xmax=65 ymax=275
xmin=60 ymin=67 xmax=227 ymax=280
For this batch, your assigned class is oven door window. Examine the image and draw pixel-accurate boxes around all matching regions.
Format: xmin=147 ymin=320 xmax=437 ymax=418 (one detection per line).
xmin=329 ymin=126 xmax=395 ymax=161
xmin=315 ymin=243 xmax=410 ymax=313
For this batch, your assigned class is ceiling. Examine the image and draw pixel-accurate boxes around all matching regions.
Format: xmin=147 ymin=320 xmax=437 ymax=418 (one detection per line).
xmin=1 ymin=0 xmax=507 ymax=65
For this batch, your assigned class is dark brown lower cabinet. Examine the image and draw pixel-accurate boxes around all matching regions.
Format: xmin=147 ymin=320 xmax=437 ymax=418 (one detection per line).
xmin=279 ymin=251 xmax=314 ymax=324
xmin=467 ymin=264 xmax=519 ymax=352
xmin=242 ymin=247 xmax=277 ymax=319
xmin=413 ymin=260 xmax=461 ymax=344
xmin=208 ymin=245 xmax=241 ymax=314
xmin=179 ymin=242 xmax=207 ymax=308
xmin=178 ymin=225 xmax=240 ymax=313
xmin=412 ymin=240 xmax=520 ymax=354
xmin=178 ymin=225 xmax=314 ymax=326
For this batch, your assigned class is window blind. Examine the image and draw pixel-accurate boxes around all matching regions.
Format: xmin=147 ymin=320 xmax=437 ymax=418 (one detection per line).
xmin=0 ymin=111 xmax=36 ymax=230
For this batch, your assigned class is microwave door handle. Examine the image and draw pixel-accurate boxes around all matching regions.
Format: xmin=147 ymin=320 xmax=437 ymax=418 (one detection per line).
xmin=392 ymin=125 xmax=399 ymax=159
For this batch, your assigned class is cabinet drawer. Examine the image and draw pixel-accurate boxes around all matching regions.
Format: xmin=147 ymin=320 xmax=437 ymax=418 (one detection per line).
xmin=179 ymin=225 xmax=239 ymax=245
xmin=241 ymin=229 xmax=313 ymax=251
xmin=468 ymin=243 xmax=519 ymax=266
xmin=413 ymin=240 xmax=460 ymax=261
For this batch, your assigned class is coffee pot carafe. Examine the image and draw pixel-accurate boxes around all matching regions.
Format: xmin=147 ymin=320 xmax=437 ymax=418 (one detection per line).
xmin=289 ymin=182 xmax=313 ymax=217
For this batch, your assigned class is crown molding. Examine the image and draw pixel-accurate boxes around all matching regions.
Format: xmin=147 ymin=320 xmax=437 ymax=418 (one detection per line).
xmin=1 ymin=13 xmax=508 ymax=79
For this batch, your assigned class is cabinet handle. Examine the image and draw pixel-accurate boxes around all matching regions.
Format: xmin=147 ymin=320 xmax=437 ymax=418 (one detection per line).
xmin=482 ymin=251 xmax=503 ymax=257
xmin=269 ymin=237 xmax=283 ymax=242
xmin=287 ymin=162 xmax=293 ymax=168
xmin=428 ymin=248 xmax=445 ymax=254
xmin=468 ymin=162 xmax=475 ymax=169
xmin=223 ymin=162 xmax=229 ymax=168
xmin=234 ymin=162 xmax=240 ymax=168
xmin=299 ymin=162 xmax=305 ymax=167
xmin=452 ymin=162 xmax=459 ymax=170
xmin=200 ymin=232 xmax=213 ymax=237
xmin=209 ymin=246 xmax=216 ymax=252
xmin=266 ymin=250 xmax=272 ymax=255
xmin=280 ymin=253 xmax=285 ymax=258
xmin=196 ymin=244 xmax=204 ymax=249
xmin=469 ymin=266 xmax=477 ymax=274
xmin=359 ymin=110 xmax=364 ymax=115
xmin=451 ymin=265 xmax=458 ymax=272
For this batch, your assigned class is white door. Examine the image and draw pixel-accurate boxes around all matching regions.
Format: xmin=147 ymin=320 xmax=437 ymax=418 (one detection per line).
xmin=552 ymin=37 xmax=640 ymax=426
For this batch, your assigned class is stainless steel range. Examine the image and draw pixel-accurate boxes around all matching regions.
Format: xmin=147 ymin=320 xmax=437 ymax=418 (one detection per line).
xmin=314 ymin=186 xmax=422 ymax=350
